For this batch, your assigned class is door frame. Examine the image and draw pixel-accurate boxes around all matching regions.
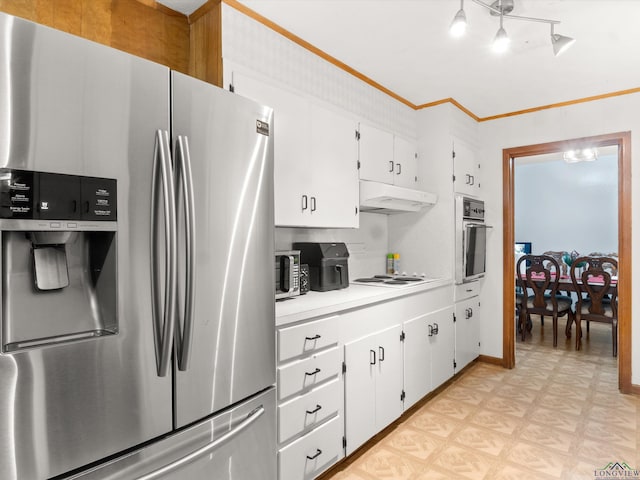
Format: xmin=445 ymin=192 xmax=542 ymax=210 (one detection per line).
xmin=502 ymin=131 xmax=633 ymax=393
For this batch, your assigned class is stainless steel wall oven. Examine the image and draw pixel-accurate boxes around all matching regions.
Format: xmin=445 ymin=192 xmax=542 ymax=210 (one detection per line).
xmin=455 ymin=195 xmax=489 ymax=284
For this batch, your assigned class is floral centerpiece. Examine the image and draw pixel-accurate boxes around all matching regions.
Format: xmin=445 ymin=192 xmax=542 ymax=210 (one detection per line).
xmin=562 ymin=250 xmax=585 ymax=268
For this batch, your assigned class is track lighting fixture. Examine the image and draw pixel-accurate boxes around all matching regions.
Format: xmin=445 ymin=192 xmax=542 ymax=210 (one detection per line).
xmin=449 ymin=0 xmax=576 ymax=56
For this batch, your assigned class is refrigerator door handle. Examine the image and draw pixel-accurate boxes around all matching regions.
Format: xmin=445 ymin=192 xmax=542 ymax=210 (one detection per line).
xmin=174 ymin=135 xmax=196 ymax=371
xmin=136 ymin=405 xmax=266 ymax=480
xmin=151 ymin=129 xmax=178 ymax=377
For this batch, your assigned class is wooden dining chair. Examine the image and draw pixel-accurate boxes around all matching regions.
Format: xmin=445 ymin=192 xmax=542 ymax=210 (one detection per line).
xmin=570 ymin=256 xmax=618 ymax=356
xmin=541 ymin=250 xmax=573 ymax=322
xmin=516 ymin=254 xmax=574 ymax=347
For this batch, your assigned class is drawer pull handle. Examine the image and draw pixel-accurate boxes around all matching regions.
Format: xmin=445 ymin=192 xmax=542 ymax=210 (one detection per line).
xmin=305 ymin=334 xmax=321 ymax=341
xmin=305 ymin=368 xmax=321 ymax=376
xmin=306 ymin=449 xmax=322 ymax=460
xmin=306 ymin=404 xmax=322 ymax=414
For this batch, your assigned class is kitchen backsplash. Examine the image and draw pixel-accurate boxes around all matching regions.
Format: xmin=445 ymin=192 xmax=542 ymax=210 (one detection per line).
xmin=276 ymin=213 xmax=388 ymax=280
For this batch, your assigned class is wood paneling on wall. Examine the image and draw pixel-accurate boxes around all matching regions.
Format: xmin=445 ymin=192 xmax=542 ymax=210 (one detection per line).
xmin=189 ymin=0 xmax=222 ymax=87
xmin=0 ymin=0 xmax=191 ymax=75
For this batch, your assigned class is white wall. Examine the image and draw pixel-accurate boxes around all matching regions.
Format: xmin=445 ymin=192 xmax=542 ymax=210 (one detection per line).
xmin=479 ymin=93 xmax=639 ymax=385
xmin=515 ymin=154 xmax=618 ymax=255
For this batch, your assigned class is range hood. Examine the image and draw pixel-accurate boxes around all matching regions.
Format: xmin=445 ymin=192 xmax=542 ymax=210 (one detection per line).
xmin=359 ymin=180 xmax=437 ymax=214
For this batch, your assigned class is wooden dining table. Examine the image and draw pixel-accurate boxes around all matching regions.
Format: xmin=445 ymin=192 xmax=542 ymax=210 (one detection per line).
xmin=517 ymin=273 xmax=618 ymax=339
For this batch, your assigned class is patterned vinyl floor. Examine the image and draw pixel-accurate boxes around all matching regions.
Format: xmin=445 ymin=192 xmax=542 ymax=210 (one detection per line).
xmin=327 ymin=318 xmax=640 ymax=480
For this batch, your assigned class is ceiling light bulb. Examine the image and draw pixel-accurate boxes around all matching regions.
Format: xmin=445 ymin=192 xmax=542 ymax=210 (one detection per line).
xmin=563 ymin=148 xmax=598 ymax=163
xmin=450 ymin=8 xmax=467 ymax=37
xmin=493 ymin=26 xmax=510 ymax=53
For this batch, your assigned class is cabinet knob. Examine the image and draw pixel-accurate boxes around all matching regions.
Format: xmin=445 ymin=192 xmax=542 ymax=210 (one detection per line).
xmin=305 ymin=334 xmax=321 ymax=341
xmin=388 ymin=161 xmax=394 ymax=173
xmin=301 ymin=195 xmax=308 ymax=211
xmin=305 ymin=367 xmax=321 ymax=376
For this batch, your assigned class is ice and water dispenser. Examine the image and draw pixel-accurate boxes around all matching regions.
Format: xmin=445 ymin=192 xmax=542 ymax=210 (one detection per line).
xmin=0 ymin=168 xmax=117 ymax=352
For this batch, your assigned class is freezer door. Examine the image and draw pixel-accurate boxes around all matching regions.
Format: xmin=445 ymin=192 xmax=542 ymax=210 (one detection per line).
xmin=67 ymin=387 xmax=276 ymax=480
xmin=171 ymin=71 xmax=275 ymax=426
xmin=0 ymin=13 xmax=173 ymax=479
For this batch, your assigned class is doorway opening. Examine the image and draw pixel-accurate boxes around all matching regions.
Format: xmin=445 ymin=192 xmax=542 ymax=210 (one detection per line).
xmin=502 ymin=132 xmax=632 ymax=393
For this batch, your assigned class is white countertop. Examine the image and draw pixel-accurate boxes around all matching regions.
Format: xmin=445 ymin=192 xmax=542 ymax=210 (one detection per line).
xmin=276 ymin=278 xmax=453 ymax=327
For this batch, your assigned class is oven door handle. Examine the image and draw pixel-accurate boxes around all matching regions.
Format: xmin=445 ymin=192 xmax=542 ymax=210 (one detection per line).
xmin=465 ymin=223 xmax=493 ymax=229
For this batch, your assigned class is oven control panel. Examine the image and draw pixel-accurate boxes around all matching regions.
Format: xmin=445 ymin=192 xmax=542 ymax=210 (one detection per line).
xmin=462 ymin=197 xmax=485 ymax=220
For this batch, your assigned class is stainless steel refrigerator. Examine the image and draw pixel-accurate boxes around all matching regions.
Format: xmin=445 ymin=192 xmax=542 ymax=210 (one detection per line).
xmin=0 ymin=12 xmax=275 ymax=480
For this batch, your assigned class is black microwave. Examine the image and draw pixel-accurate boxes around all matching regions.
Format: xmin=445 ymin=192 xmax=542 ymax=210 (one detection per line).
xmin=275 ymin=250 xmax=301 ymax=300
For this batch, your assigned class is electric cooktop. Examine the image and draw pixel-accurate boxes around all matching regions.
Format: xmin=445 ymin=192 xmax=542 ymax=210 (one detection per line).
xmin=351 ymin=274 xmax=438 ymax=288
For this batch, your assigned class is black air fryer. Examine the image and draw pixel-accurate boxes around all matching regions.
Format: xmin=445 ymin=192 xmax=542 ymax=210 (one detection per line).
xmin=293 ymin=242 xmax=349 ymax=292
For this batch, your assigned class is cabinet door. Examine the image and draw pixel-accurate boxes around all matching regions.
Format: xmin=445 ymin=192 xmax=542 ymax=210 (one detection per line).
xmin=455 ymin=297 xmax=480 ymax=373
xmin=374 ymin=325 xmax=403 ymax=431
xmin=358 ymin=122 xmax=394 ymax=184
xmin=308 ymin=103 xmax=359 ymax=228
xmin=393 ymin=136 xmax=418 ymax=188
xmin=429 ymin=306 xmax=455 ymax=390
xmin=344 ymin=334 xmax=377 ymax=456
xmin=231 ymin=72 xmax=311 ymax=226
xmin=403 ymin=313 xmax=432 ymax=409
xmin=453 ymin=138 xmax=480 ymax=196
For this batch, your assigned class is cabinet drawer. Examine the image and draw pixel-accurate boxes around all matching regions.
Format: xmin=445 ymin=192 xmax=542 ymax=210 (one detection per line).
xmin=278 ymin=315 xmax=339 ymax=363
xmin=278 ymin=347 xmax=341 ymax=400
xmin=278 ymin=415 xmax=343 ymax=480
xmin=278 ymin=378 xmax=341 ymax=444
xmin=455 ymin=280 xmax=480 ymax=302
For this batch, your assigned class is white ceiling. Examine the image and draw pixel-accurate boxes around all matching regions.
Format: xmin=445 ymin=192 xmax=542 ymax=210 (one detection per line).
xmin=158 ymin=0 xmax=640 ymax=119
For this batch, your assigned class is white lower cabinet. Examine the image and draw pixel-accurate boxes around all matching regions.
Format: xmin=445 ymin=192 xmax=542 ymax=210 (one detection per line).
xmin=278 ymin=378 xmax=341 ymax=444
xmin=277 ymin=347 xmax=341 ymax=400
xmin=276 ymin=283 xmax=456 ymax=477
xmin=344 ymin=324 xmax=403 ymax=455
xmin=454 ymin=297 xmax=481 ymax=373
xmin=428 ymin=306 xmax=456 ymax=390
xmin=278 ymin=416 xmax=343 ymax=480
xmin=403 ymin=306 xmax=455 ymax=409
xmin=454 ymin=281 xmax=481 ymax=373
xmin=276 ymin=315 xmax=344 ymax=480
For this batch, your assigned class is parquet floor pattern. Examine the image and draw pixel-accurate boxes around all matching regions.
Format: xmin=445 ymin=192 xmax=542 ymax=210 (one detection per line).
xmin=327 ymin=319 xmax=640 ymax=480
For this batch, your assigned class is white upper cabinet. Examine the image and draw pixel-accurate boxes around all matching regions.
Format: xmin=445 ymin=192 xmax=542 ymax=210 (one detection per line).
xmin=308 ymin=103 xmax=359 ymax=228
xmin=357 ymin=122 xmax=394 ymax=184
xmin=393 ymin=135 xmax=419 ymax=188
xmin=453 ymin=137 xmax=481 ymax=196
xmin=358 ymin=122 xmax=418 ymax=188
xmin=231 ymin=70 xmax=359 ymax=228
